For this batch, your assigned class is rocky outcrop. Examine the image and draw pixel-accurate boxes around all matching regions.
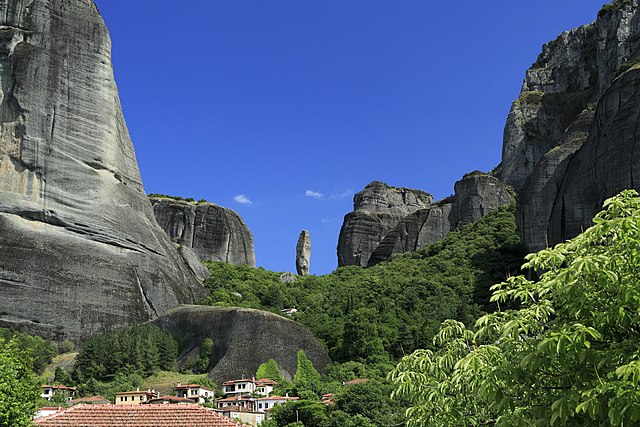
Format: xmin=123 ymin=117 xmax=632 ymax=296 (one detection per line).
xmin=150 ymin=197 xmax=255 ymax=267
xmin=296 ymin=230 xmax=311 ymax=275
xmin=548 ymin=66 xmax=640 ymax=245
xmin=517 ymin=111 xmax=594 ymax=251
xmin=150 ymin=305 xmax=331 ymax=383
xmin=499 ymin=1 xmax=640 ymax=190
xmin=337 ymin=181 xmax=433 ymax=267
xmin=0 ymin=0 xmax=206 ymax=341
xmin=498 ymin=1 xmax=640 ymax=250
xmin=368 ymin=174 xmax=513 ymax=266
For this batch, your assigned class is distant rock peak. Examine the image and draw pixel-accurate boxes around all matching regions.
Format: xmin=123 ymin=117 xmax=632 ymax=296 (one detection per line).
xmin=150 ymin=196 xmax=256 ymax=267
xmin=338 ymin=177 xmax=513 ymax=267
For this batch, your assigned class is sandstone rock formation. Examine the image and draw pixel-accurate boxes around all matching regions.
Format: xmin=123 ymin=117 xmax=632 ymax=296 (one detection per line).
xmin=499 ymin=1 xmax=640 ymax=191
xmin=0 ymin=0 xmax=206 ymax=341
xmin=150 ymin=305 xmax=331 ymax=383
xmin=368 ymin=173 xmax=513 ymax=266
xmin=337 ymin=181 xmax=433 ymax=267
xmin=517 ymin=112 xmax=594 ymax=251
xmin=548 ymin=66 xmax=640 ymax=246
xmin=500 ymin=1 xmax=640 ymax=251
xmin=150 ymin=197 xmax=255 ymax=267
xmin=296 ymin=230 xmax=311 ymax=275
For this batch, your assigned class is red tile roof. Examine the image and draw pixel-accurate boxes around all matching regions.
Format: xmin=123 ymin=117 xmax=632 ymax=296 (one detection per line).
xmin=217 ymin=395 xmax=256 ymax=403
xmin=174 ymin=384 xmax=214 ymax=392
xmin=42 ymin=385 xmax=77 ymax=391
xmin=34 ymin=404 xmax=243 ymax=427
xmin=219 ymin=405 xmax=262 ymax=414
xmin=146 ymin=395 xmax=195 ymax=404
xmin=68 ymin=396 xmax=109 ymax=405
xmin=221 ymin=378 xmax=254 ymax=386
xmin=257 ymin=396 xmax=299 ymax=401
xmin=344 ymin=378 xmax=369 ymax=386
xmin=255 ymin=379 xmax=277 ymax=386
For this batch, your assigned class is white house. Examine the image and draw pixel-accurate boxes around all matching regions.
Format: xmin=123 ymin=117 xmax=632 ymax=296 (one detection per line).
xmin=219 ymin=406 xmax=266 ymax=426
xmin=40 ymin=385 xmax=77 ymax=402
xmin=217 ymin=395 xmax=257 ymax=412
xmin=254 ymin=379 xmax=277 ymax=397
xmin=222 ymin=379 xmax=256 ymax=397
xmin=174 ymin=384 xmax=215 ymax=405
xmin=256 ymin=395 xmax=299 ymax=412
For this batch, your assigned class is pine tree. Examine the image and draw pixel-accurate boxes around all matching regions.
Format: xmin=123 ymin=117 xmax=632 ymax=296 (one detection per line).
xmin=294 ymin=350 xmax=321 ymax=391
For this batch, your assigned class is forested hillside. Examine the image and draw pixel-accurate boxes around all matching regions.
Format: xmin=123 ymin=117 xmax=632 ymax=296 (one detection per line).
xmin=203 ymin=204 xmax=526 ymax=364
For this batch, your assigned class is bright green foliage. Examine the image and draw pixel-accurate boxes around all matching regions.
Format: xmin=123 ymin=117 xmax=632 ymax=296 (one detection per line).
xmin=203 ymin=205 xmax=525 ymax=363
xmin=266 ymin=399 xmax=330 ymax=426
xmin=0 ymin=338 xmax=40 ymax=427
xmin=390 ymin=190 xmax=640 ymax=426
xmin=256 ymin=358 xmax=284 ymax=382
xmin=0 ymin=328 xmax=56 ymax=374
xmin=107 ymin=372 xmax=144 ymax=401
xmin=333 ymin=379 xmax=406 ymax=426
xmin=294 ymin=350 xmax=321 ymax=391
xmin=73 ymin=324 xmax=177 ymax=382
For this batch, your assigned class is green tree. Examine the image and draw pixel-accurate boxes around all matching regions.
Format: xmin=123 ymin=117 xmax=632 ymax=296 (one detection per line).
xmin=53 ymin=366 xmax=73 ymax=386
xmin=256 ymin=358 xmax=284 ymax=382
xmin=294 ymin=350 xmax=321 ymax=391
xmin=390 ymin=190 xmax=640 ymax=426
xmin=340 ymin=308 xmax=386 ymax=362
xmin=0 ymin=338 xmax=40 ymax=427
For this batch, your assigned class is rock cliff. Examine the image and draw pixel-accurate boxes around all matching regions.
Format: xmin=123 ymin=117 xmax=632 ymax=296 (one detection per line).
xmin=502 ymin=0 xmax=640 ymax=250
xmin=337 ymin=181 xmax=433 ymax=267
xmin=368 ymin=173 xmax=513 ymax=266
xmin=150 ymin=197 xmax=255 ymax=267
xmin=150 ymin=305 xmax=331 ymax=383
xmin=0 ymin=0 xmax=206 ymax=341
xmin=499 ymin=1 xmax=640 ymax=190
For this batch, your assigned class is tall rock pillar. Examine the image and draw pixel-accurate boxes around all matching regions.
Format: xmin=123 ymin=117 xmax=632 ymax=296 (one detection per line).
xmin=296 ymin=230 xmax=311 ymax=276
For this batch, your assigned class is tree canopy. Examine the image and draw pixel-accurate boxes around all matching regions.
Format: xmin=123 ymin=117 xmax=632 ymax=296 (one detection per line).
xmin=0 ymin=338 xmax=40 ymax=427
xmin=389 ymin=190 xmax=640 ymax=426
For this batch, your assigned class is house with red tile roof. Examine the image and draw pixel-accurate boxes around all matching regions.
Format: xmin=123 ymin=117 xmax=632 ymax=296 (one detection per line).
xmin=34 ymin=404 xmax=244 ymax=427
xmin=146 ymin=395 xmax=194 ymax=405
xmin=217 ymin=395 xmax=257 ymax=412
xmin=343 ymin=378 xmax=369 ymax=386
xmin=68 ymin=395 xmax=110 ymax=406
xmin=222 ymin=377 xmax=279 ymax=398
xmin=41 ymin=385 xmax=77 ymax=402
xmin=256 ymin=395 xmax=299 ymax=412
xmin=114 ymin=389 xmax=159 ymax=405
xmin=218 ymin=406 xmax=266 ymax=426
xmin=174 ymin=383 xmax=215 ymax=404
xmin=254 ymin=378 xmax=277 ymax=397
xmin=221 ymin=378 xmax=256 ymax=397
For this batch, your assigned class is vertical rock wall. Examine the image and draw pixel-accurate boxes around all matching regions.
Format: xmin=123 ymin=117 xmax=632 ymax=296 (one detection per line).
xmin=0 ymin=0 xmax=206 ymax=341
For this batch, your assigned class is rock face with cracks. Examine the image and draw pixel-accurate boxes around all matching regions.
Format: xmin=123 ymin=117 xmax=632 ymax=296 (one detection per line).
xmin=500 ymin=1 xmax=640 ymax=251
xmin=296 ymin=230 xmax=311 ymax=276
xmin=150 ymin=305 xmax=331 ymax=383
xmin=337 ymin=181 xmax=433 ymax=267
xmin=150 ymin=197 xmax=256 ymax=267
xmin=367 ymin=174 xmax=513 ymax=266
xmin=0 ymin=0 xmax=206 ymax=341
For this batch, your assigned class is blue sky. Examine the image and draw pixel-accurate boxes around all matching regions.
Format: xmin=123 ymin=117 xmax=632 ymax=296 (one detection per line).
xmin=94 ymin=1 xmax=606 ymax=275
